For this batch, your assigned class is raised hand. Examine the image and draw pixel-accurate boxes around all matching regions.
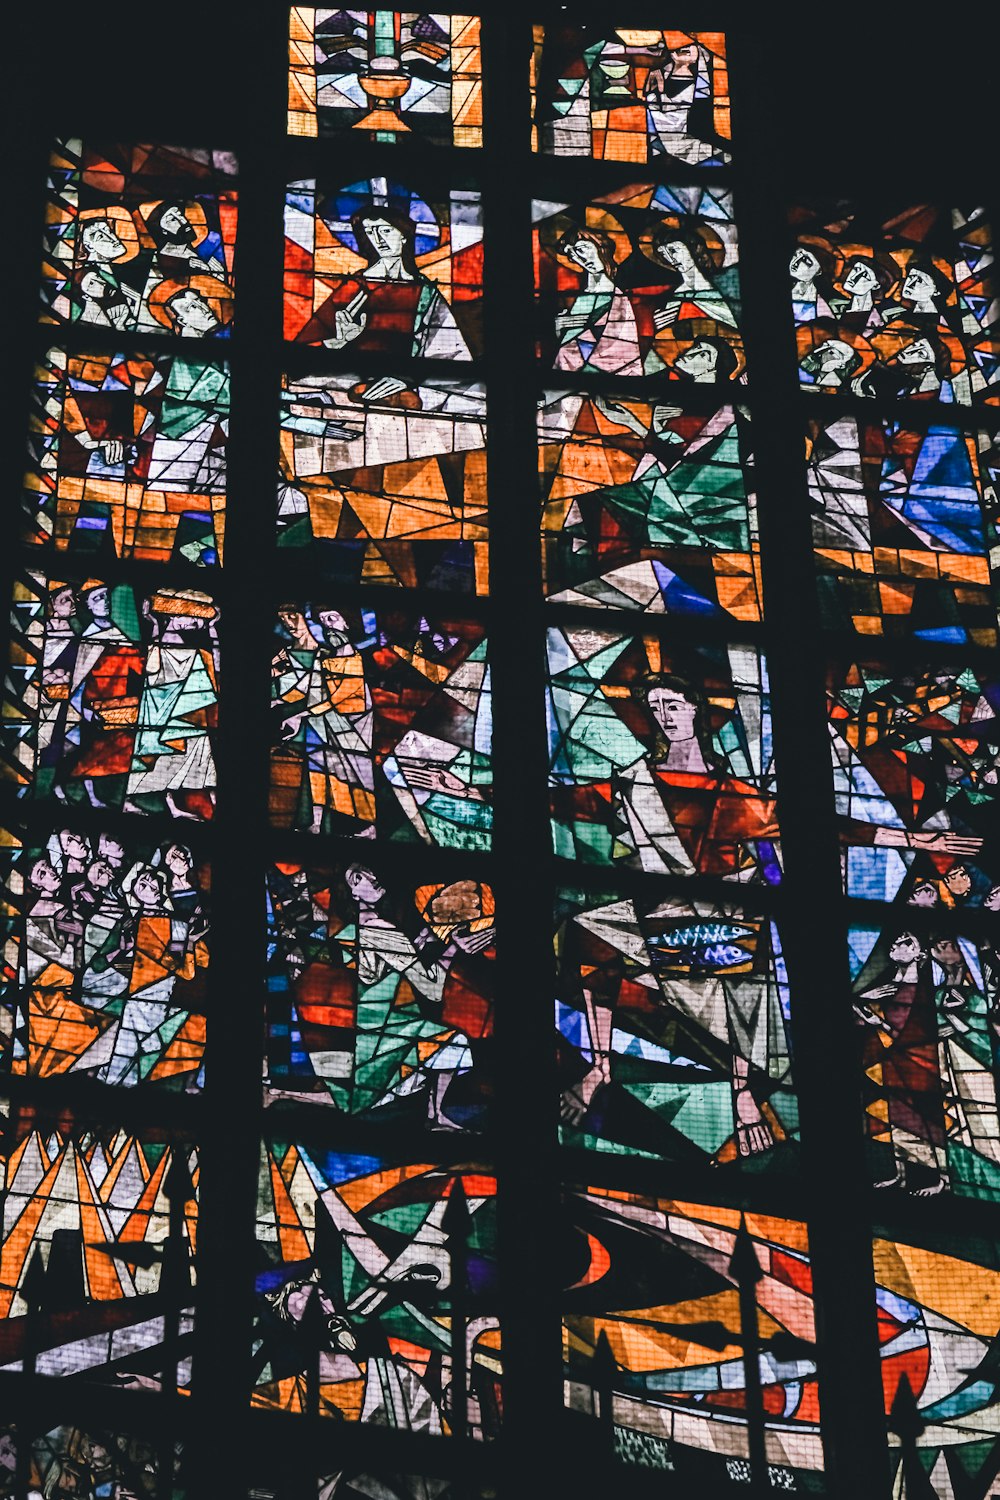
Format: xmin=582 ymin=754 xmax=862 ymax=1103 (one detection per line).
xmin=325 ymin=288 xmax=369 ymax=350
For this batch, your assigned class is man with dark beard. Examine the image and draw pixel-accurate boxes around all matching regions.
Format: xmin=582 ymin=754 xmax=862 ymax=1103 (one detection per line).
xmin=144 ymin=201 xmax=225 ymax=279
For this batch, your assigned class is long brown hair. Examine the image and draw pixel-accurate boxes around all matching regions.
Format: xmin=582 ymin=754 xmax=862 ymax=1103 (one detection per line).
xmin=558 ymin=226 xmax=617 ymax=279
xmin=638 ymin=672 xmax=724 ymax=768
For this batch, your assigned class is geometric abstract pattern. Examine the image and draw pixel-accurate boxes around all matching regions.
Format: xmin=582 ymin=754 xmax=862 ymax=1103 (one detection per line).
xmin=808 ymin=415 xmax=1000 ymax=643
xmin=253 ymin=1144 xmax=500 ymax=1434
xmin=540 ymin=393 xmax=759 ymax=618
xmin=279 ymin=371 xmax=487 ymax=592
xmin=0 ymin=1102 xmax=197 ymax=1389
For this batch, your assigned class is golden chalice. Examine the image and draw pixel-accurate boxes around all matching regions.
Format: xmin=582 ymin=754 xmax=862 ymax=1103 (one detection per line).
xmin=357 ymin=57 xmax=411 ymax=133
xmin=598 ymin=59 xmax=631 ymax=97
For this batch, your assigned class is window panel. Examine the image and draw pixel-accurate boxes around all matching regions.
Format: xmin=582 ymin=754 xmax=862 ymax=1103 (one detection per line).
xmin=829 ymin=659 xmax=999 ymax=906
xmin=41 ymin=139 xmax=237 ymax=340
xmin=539 ymin=391 xmax=760 ymax=619
xmin=27 ymin=348 xmax=229 ymax=568
xmin=270 ymin=604 xmax=491 ymax=849
xmin=873 ymin=1230 xmax=1000 ymax=1494
xmin=807 ymin=413 xmax=1000 ymax=644
xmin=288 ymin=10 xmax=483 ymax=149
xmin=1 ymin=570 xmax=220 ymax=821
xmin=561 ymin=1188 xmax=823 ymax=1489
xmin=533 ymin=185 xmax=743 ymax=382
xmin=284 ymin=178 xmax=484 ymax=358
xmin=850 ymin=919 xmax=1000 ymax=1201
xmin=315 ymin=1480 xmax=481 ymax=1500
xmin=279 ymin=371 xmax=487 ymax=593
xmin=0 ymin=1101 xmax=197 ymax=1390
xmin=0 ymin=826 xmax=209 ymax=1091
xmin=265 ymin=859 xmax=494 ymax=1129
xmin=253 ymin=1145 xmax=501 ymax=1436
xmin=547 ymin=627 xmax=779 ymax=880
xmin=790 ymin=203 xmax=999 ymax=404
xmin=556 ymin=885 xmax=796 ymax=1167
xmin=11 ymin=1423 xmax=188 ymax=1498
xmin=530 ymin=25 xmax=731 ymax=167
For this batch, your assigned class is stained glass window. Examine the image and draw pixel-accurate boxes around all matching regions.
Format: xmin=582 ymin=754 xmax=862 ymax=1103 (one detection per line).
xmin=279 ymin=371 xmax=488 ymax=591
xmin=265 ymin=860 xmax=494 ymax=1125
xmin=531 ymin=26 xmax=731 ymax=166
xmin=3 ymin=570 xmax=221 ymax=819
xmin=7 ymin=11 xmax=997 ymax=1500
xmin=539 ymin=392 xmax=759 ymax=617
xmin=0 ymin=1423 xmax=187 ymax=1497
xmin=269 ymin=604 xmax=491 ymax=845
xmin=28 ymin=348 xmax=229 ymax=566
xmin=562 ymin=1191 xmax=822 ymax=1487
xmin=790 ymin=203 xmax=1000 ymax=404
xmin=851 ymin=920 xmax=1000 ymax=1200
xmin=874 ymin=1230 xmax=1000 ymax=1493
xmin=42 ymin=140 xmax=237 ymax=339
xmin=284 ymin=178 xmax=484 ymax=356
xmin=829 ymin=659 xmax=998 ymax=906
xmin=1 ymin=826 xmax=209 ymax=1089
xmin=807 ymin=415 xmax=1000 ymax=643
xmin=0 ymin=1100 xmax=197 ymax=1387
xmin=289 ymin=11 xmax=484 ymax=147
xmin=533 ymin=185 xmax=742 ymax=380
xmin=556 ymin=887 xmax=796 ymax=1165
xmin=547 ymin=627 xmax=778 ymax=878
xmin=253 ymin=1146 xmax=499 ymax=1432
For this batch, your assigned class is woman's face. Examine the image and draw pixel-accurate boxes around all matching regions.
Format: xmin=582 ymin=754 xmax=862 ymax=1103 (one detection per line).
xmin=843 ymin=260 xmax=879 ymax=295
xmin=789 ymin=246 xmax=821 ymax=280
xmin=817 ymin=339 xmax=854 ymax=372
xmin=902 ymin=266 xmax=938 ymax=301
xmin=133 ymin=871 xmax=161 ymax=907
xmin=51 ymin=588 xmax=75 ymax=620
xmin=660 ymin=238 xmax=695 ymax=274
xmin=164 ymin=844 xmax=192 ymax=877
xmin=363 ymin=217 xmax=406 ymax=260
xmin=647 ymin=688 xmax=699 ymax=741
xmin=347 ymin=866 xmax=386 ymax=905
xmin=567 ymin=237 xmax=604 ymax=274
xmin=898 ymin=336 xmax=935 ymax=367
